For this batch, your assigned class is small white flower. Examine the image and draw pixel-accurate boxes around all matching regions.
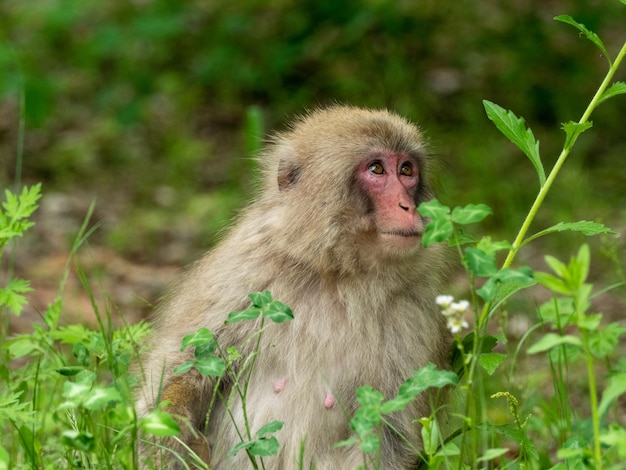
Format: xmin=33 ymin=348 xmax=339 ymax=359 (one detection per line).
xmin=435 ymin=295 xmax=454 ymax=308
xmin=446 ymin=316 xmax=469 ymax=334
xmin=450 ymin=300 xmax=470 ymax=314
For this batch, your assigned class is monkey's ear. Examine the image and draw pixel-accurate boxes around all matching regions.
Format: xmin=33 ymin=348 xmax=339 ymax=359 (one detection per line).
xmin=277 ymin=159 xmax=301 ymax=191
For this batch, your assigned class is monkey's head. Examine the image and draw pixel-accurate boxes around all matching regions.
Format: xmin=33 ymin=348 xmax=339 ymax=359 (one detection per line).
xmin=258 ymin=105 xmax=437 ymax=275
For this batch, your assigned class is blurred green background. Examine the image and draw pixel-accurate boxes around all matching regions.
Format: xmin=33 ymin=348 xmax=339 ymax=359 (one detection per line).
xmin=1 ymin=0 xmax=624 ymax=280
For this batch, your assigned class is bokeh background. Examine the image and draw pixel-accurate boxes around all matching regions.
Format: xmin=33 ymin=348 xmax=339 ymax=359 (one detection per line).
xmin=1 ymin=0 xmax=625 ymax=328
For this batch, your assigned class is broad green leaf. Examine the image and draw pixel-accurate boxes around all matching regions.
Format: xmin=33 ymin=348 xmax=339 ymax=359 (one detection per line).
xmin=448 ymin=228 xmax=476 ymax=247
xmin=173 ymin=361 xmax=194 ymax=374
xmin=249 ymin=290 xmax=273 ymax=307
xmin=422 ymin=217 xmax=454 ymax=246
xmin=83 ymin=387 xmax=122 ymax=410
xmin=417 ymin=199 xmax=450 ymax=219
xmin=356 ymin=386 xmax=384 ymax=407
xmin=256 ymin=420 xmax=284 ymax=438
xmin=483 ymin=100 xmax=545 ymax=186
xmin=418 ymin=200 xmax=453 ymax=246
xmin=140 ymin=410 xmax=180 ymax=437
xmin=598 ymin=81 xmax=626 ymax=105
xmin=598 ymin=373 xmax=626 ymax=418
xmin=226 ymin=306 xmax=261 ymax=323
xmin=351 ymin=406 xmax=382 ymax=436
xmin=229 ymin=440 xmax=254 ymax=456
xmin=249 ymin=437 xmax=280 ymax=456
xmin=561 ymin=121 xmax=593 ymax=150
xmin=451 ymin=204 xmax=492 ymax=225
xmin=489 ymin=272 xmax=536 ymax=309
xmin=180 ymin=328 xmax=216 ymax=351
xmin=196 ymin=356 xmax=225 ymax=377
xmin=463 ymin=247 xmax=497 ymax=277
xmin=528 ymin=333 xmax=582 ymax=354
xmin=523 ymin=220 xmax=616 ymax=246
xmin=360 ymin=433 xmax=380 ymax=453
xmin=534 ymin=272 xmax=570 ymax=295
xmin=263 ymin=301 xmax=294 ymax=323
xmin=478 ymin=353 xmax=506 ymax=376
xmin=554 ymin=15 xmax=611 ymax=64
xmin=476 ymin=237 xmax=511 ymax=255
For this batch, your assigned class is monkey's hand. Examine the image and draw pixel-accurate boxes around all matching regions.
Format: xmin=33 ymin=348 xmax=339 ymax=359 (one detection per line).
xmin=144 ymin=370 xmax=212 ymax=468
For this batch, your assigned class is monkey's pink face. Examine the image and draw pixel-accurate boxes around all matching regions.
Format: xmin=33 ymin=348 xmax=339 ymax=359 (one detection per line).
xmin=357 ymin=152 xmax=425 ymax=250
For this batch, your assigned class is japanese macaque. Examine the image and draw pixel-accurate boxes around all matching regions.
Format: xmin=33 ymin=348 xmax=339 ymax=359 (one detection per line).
xmin=135 ymin=105 xmax=451 ymax=469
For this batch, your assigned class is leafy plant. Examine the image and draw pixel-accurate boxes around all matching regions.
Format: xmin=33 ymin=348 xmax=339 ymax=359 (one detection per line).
xmin=418 ymin=13 xmax=626 ymax=469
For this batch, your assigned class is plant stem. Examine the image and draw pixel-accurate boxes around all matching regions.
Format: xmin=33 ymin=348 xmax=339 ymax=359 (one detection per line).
xmin=502 ymin=40 xmax=626 ymax=270
xmin=581 ymin=329 xmax=602 ymax=469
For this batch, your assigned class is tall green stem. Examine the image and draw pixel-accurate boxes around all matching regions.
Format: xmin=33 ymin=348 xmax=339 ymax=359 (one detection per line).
xmin=502 ymin=40 xmax=626 ymax=270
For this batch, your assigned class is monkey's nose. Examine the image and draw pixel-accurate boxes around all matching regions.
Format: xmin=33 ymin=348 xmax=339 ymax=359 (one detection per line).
xmin=399 ymin=202 xmax=411 ymax=211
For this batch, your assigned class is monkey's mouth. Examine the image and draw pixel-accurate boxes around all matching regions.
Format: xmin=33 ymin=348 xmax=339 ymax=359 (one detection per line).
xmin=381 ymin=230 xmax=421 ymax=237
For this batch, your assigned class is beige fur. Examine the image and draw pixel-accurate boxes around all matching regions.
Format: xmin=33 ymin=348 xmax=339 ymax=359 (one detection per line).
xmin=135 ymin=106 xmax=451 ymax=469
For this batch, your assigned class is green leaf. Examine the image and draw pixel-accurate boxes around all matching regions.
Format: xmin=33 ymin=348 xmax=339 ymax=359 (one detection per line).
xmin=463 ymin=247 xmax=497 ymax=277
xmin=598 ymin=81 xmax=626 ymax=105
xmin=588 ymin=322 xmax=626 ymax=359
xmin=0 ymin=279 xmax=32 ymax=316
xmin=477 ymin=448 xmax=509 ymax=462
xmin=256 ymin=420 xmax=284 ymax=438
xmin=83 ymin=387 xmax=122 ymax=410
xmin=180 ymin=328 xmax=216 ymax=351
xmin=263 ymin=301 xmax=294 ymax=323
xmin=226 ymin=306 xmax=261 ymax=323
xmin=527 ymin=333 xmax=582 ymax=354
xmin=173 ymin=361 xmax=195 ymax=375
xmin=249 ymin=290 xmax=273 ymax=307
xmin=61 ymin=430 xmax=95 ymax=452
xmin=544 ymin=255 xmax=568 ymax=278
xmin=229 ymin=440 xmax=254 ymax=456
xmin=56 ymin=366 xmax=84 ymax=377
xmin=249 ymin=437 xmax=280 ymax=457
xmin=140 ymin=410 xmax=181 ymax=437
xmin=417 ymin=199 xmax=450 ymax=219
xmin=360 ymin=433 xmax=380 ymax=453
xmin=356 ymin=386 xmax=384 ymax=407
xmin=554 ymin=15 xmax=611 ymax=64
xmin=196 ymin=356 xmax=225 ymax=377
xmin=483 ymin=100 xmax=545 ymax=186
xmin=451 ymin=204 xmax=492 ymax=225
xmin=478 ymin=353 xmax=506 ymax=376
xmin=561 ymin=121 xmax=593 ymax=150
xmin=534 ymin=272 xmax=571 ymax=295
xmin=418 ymin=200 xmax=453 ymax=246
xmin=523 ymin=220 xmax=616 ymax=246
xmin=598 ymin=373 xmax=626 ymax=418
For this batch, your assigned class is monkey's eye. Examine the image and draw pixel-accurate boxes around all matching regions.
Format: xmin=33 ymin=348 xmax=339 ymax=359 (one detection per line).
xmin=400 ymin=163 xmax=413 ymax=176
xmin=368 ymin=162 xmax=385 ymax=174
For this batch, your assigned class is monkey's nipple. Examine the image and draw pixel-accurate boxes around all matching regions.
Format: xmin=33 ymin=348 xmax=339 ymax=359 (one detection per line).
xmin=273 ymin=378 xmax=286 ymax=393
xmin=324 ymin=392 xmax=336 ymax=409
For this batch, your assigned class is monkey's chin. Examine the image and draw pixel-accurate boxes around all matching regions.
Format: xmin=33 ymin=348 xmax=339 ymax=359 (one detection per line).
xmin=379 ymin=232 xmax=421 ymax=250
